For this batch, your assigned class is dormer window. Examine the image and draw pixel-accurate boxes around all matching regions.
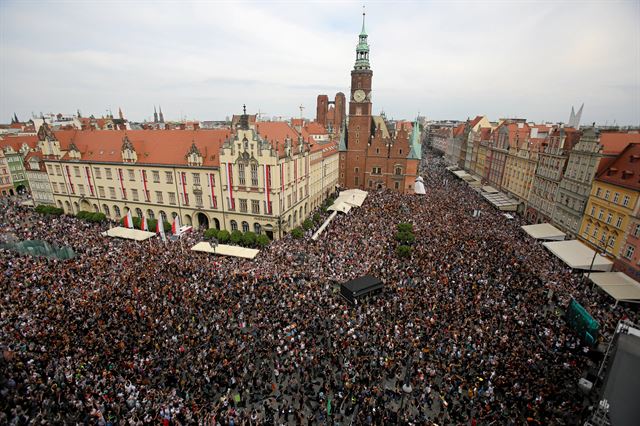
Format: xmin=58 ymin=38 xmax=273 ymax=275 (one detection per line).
xmin=68 ymin=142 xmax=81 ymax=160
xmin=121 ymin=135 xmax=137 ymax=163
xmin=186 ymin=141 xmax=202 ymax=167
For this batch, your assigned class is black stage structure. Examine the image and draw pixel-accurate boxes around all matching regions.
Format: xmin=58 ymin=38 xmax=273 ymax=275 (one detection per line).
xmin=340 ymin=275 xmax=383 ymax=305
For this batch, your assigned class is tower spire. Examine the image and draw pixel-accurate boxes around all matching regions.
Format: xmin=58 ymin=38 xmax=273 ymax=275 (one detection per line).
xmin=354 ymin=7 xmax=370 ymax=70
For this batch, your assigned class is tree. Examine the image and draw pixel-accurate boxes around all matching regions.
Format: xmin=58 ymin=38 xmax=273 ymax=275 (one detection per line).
xmin=242 ymin=231 xmax=257 ymax=247
xmin=397 ymin=223 xmax=413 ymax=233
xmin=77 ymin=211 xmax=106 ymax=223
xmin=35 ymin=205 xmax=63 ymax=216
xmin=256 ymin=234 xmax=270 ymax=248
xmin=313 ymin=213 xmax=322 ymax=224
xmin=396 ymin=245 xmax=411 ymax=258
xmin=302 ymin=219 xmax=313 ymax=231
xmin=230 ymin=230 xmax=243 ymax=244
xmin=204 ymin=228 xmax=219 ymax=240
xmin=291 ymin=227 xmax=304 ymax=239
xmin=217 ymin=230 xmax=230 ymax=243
xmin=395 ymin=231 xmax=415 ymax=245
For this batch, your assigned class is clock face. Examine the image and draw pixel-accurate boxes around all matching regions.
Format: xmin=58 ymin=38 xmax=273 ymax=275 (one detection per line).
xmin=354 ymin=89 xmax=366 ymax=103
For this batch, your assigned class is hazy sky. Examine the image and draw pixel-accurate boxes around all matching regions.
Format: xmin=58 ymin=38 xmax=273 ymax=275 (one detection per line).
xmin=1 ymin=1 xmax=639 ymax=125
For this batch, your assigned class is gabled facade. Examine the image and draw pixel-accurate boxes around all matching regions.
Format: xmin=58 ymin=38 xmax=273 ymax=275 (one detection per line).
xmin=526 ymin=127 xmax=580 ymax=223
xmin=24 ymin=152 xmax=54 ymax=206
xmin=579 ymin=143 xmax=640 ymax=265
xmin=486 ymin=121 xmax=530 ymax=190
xmin=552 ymin=129 xmax=639 ymax=237
xmin=0 ymin=150 xmax=13 ymax=196
xmin=0 ymin=134 xmax=39 ymax=194
xmin=502 ymin=133 xmax=542 ymax=213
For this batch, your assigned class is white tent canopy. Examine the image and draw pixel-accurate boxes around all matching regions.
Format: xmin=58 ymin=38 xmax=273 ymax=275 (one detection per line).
xmin=328 ymin=202 xmax=353 ymax=214
xmin=481 ymin=192 xmax=519 ymax=211
xmin=522 ymin=223 xmax=566 ymax=241
xmin=467 ymin=178 xmax=482 ymax=188
xmin=481 ymin=185 xmax=499 ymax=194
xmin=453 ymin=170 xmax=470 ymax=179
xmin=588 ymin=272 xmax=640 ymax=303
xmin=101 ymin=227 xmax=156 ymax=241
xmin=543 ymin=240 xmax=613 ymax=271
xmin=414 ymin=176 xmax=426 ymax=195
xmin=191 ymin=242 xmax=259 ymax=259
xmin=334 ymin=189 xmax=368 ymax=207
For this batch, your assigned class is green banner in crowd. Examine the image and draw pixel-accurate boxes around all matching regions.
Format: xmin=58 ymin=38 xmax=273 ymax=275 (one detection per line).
xmin=0 ymin=239 xmax=76 ymax=260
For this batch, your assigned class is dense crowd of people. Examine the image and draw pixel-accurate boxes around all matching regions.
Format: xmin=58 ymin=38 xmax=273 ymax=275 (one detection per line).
xmin=1 ymin=151 xmax=638 ymax=425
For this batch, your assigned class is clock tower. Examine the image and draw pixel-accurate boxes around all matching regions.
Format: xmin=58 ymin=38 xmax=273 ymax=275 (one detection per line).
xmin=341 ymin=10 xmax=373 ymax=189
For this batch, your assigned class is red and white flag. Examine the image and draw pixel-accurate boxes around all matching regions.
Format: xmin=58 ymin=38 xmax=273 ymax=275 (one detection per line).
xmin=124 ymin=210 xmax=134 ymax=229
xmin=140 ymin=213 xmax=148 ymax=231
xmin=172 ymin=215 xmax=181 ymax=236
xmin=156 ymin=217 xmax=167 ymax=241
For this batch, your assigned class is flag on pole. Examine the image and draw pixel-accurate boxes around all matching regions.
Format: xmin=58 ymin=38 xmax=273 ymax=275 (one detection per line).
xmin=124 ymin=210 xmax=134 ymax=229
xmin=327 ymin=398 xmax=331 ymax=416
xmin=157 ymin=217 xmax=167 ymax=241
xmin=140 ymin=213 xmax=148 ymax=231
xmin=172 ymin=215 xmax=181 ymax=236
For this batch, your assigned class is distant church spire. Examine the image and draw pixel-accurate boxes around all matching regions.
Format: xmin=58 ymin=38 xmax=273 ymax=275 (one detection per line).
xmin=159 ymin=106 xmax=164 ymax=123
xmin=153 ymin=106 xmax=158 ymax=123
xmin=567 ymin=103 xmax=584 ymax=128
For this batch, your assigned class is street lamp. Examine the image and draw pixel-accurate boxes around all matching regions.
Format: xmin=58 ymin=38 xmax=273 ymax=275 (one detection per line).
xmin=277 ymin=215 xmax=284 ymax=239
xmin=587 ymin=235 xmax=615 ymax=280
xmin=209 ymin=237 xmax=218 ymax=254
xmin=399 ymin=352 xmax=414 ymax=414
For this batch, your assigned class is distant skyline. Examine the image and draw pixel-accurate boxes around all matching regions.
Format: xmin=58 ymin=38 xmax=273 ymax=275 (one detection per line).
xmin=1 ymin=1 xmax=639 ymax=126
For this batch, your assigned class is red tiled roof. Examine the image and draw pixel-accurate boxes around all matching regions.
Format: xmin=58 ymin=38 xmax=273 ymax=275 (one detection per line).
xmin=469 ymin=115 xmax=484 ymax=128
xmin=256 ymin=122 xmax=306 ymax=157
xmin=23 ymin=151 xmax=44 ymax=171
xmin=453 ymin=124 xmax=465 ymax=137
xmin=596 ymin=143 xmax=640 ymax=191
xmin=600 ymin=132 xmax=640 ymax=155
xmin=53 ymin=130 xmax=231 ymax=167
xmin=304 ymin=121 xmax=328 ymax=135
xmin=0 ymin=135 xmax=39 ymax=152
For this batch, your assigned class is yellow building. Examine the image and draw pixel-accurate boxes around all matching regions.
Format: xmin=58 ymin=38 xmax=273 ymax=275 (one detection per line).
xmin=474 ymin=139 xmax=489 ymax=179
xmin=579 ymin=143 xmax=640 ymax=257
xmin=40 ymin=114 xmax=339 ymax=240
xmin=501 ymin=137 xmax=542 ymax=212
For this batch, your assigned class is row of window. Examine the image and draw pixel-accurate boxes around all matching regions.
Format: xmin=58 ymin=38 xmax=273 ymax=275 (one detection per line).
xmin=45 ymin=165 xmax=282 ymax=188
xmin=589 ymin=205 xmax=626 ymax=229
xmin=594 ymin=187 xmax=631 ymax=207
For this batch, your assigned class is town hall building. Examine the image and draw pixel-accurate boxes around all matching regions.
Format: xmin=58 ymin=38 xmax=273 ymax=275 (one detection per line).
xmin=333 ymin=12 xmax=421 ymax=194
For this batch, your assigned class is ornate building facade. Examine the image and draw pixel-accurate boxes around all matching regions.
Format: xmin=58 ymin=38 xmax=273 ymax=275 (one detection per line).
xmin=37 ymin=113 xmax=338 ymax=239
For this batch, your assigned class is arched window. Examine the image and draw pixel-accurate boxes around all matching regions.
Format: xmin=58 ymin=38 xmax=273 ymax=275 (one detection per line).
xmin=231 ymin=220 xmax=238 ymax=231
xmin=113 ymin=205 xmax=121 ymax=218
xmin=242 ymin=221 xmax=249 ymax=233
xmin=103 ymin=204 xmax=110 ymax=217
xmin=135 ymin=208 xmax=143 ymax=219
xmin=395 ymin=167 xmax=402 ymax=175
xmin=171 ymin=211 xmax=178 ymax=219
xmin=147 ymin=209 xmax=155 ymax=220
xmin=159 ymin=211 xmax=167 ymax=223
xmin=254 ymin=223 xmax=261 ymax=234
